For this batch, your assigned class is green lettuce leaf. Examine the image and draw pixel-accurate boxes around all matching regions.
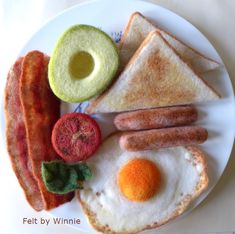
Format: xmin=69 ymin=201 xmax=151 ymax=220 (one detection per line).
xmin=41 ymin=161 xmax=92 ymax=194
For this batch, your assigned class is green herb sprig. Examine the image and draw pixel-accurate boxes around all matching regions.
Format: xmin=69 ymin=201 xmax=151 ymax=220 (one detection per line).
xmin=42 ymin=161 xmax=92 ymax=194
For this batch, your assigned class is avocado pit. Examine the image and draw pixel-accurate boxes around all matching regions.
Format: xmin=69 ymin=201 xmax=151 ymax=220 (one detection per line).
xmin=69 ymin=51 xmax=94 ymax=80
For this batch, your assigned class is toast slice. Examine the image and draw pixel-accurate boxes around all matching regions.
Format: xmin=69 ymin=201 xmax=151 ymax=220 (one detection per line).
xmin=119 ymin=12 xmax=219 ymax=73
xmin=86 ymin=31 xmax=219 ymax=114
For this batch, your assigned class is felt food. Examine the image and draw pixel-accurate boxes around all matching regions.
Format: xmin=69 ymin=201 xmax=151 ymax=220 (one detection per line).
xmin=119 ymin=12 xmax=219 ymax=72
xmin=5 ymin=51 xmax=74 ymax=211
xmin=117 ymin=158 xmax=162 ymax=202
xmin=78 ymin=134 xmax=208 ymax=234
xmin=52 ymin=113 xmax=101 ymax=162
xmin=48 ymin=25 xmax=119 ymax=103
xmin=42 ymin=161 xmax=92 ymax=194
xmin=4 ymin=57 xmax=44 ymax=211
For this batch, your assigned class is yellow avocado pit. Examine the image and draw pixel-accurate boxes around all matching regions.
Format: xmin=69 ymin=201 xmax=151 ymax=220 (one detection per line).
xmin=117 ymin=158 xmax=161 ymax=202
xmin=69 ymin=51 xmax=94 ymax=80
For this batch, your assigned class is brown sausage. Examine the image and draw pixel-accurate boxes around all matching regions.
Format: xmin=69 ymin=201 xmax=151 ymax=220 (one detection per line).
xmin=114 ymin=105 xmax=198 ymax=131
xmin=120 ymin=126 xmax=208 ymax=151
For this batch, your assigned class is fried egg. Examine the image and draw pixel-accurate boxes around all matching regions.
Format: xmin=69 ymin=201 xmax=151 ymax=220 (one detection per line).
xmin=78 ymin=133 xmax=208 ymax=234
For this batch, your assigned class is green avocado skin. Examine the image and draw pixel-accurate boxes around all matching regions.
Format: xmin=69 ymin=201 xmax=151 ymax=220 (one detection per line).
xmin=48 ymin=25 xmax=120 ymax=103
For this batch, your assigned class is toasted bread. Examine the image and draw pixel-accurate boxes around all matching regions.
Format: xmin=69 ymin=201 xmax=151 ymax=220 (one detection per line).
xmin=86 ymin=31 xmax=219 ymax=114
xmin=119 ymin=12 xmax=219 ymax=73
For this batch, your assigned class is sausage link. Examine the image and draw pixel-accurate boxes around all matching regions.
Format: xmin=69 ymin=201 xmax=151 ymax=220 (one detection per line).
xmin=120 ymin=126 xmax=208 ymax=151
xmin=114 ymin=105 xmax=198 ymax=131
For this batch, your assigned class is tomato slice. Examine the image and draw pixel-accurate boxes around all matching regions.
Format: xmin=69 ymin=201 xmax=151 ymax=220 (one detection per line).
xmin=52 ymin=113 xmax=101 ymax=162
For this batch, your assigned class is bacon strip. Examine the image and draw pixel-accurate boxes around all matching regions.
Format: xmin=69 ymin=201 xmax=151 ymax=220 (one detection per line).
xmin=19 ymin=51 xmax=74 ymax=210
xmin=4 ymin=58 xmax=44 ymax=211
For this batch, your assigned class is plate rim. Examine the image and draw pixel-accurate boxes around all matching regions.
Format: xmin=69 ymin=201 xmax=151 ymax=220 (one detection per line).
xmin=2 ymin=0 xmax=235 ymax=233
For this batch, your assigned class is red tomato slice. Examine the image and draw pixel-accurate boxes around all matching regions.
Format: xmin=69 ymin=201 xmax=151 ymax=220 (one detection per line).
xmin=52 ymin=113 xmax=101 ymax=162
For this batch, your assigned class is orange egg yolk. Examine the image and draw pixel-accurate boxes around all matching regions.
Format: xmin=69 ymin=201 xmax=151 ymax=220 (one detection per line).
xmin=117 ymin=158 xmax=161 ymax=202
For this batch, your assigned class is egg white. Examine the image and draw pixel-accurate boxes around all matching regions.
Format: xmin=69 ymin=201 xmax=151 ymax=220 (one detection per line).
xmin=78 ymin=134 xmax=207 ymax=234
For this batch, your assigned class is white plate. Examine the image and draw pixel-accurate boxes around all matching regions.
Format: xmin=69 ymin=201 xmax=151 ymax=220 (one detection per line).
xmin=4 ymin=0 xmax=235 ymax=233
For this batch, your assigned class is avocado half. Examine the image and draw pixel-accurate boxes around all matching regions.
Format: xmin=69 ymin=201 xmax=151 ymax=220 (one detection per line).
xmin=48 ymin=25 xmax=119 ymax=103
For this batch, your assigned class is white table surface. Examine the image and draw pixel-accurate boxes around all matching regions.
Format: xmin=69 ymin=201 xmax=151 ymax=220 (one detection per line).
xmin=0 ymin=0 xmax=235 ymax=233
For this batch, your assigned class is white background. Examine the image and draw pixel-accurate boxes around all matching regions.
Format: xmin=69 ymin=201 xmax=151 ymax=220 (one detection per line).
xmin=0 ymin=0 xmax=235 ymax=234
